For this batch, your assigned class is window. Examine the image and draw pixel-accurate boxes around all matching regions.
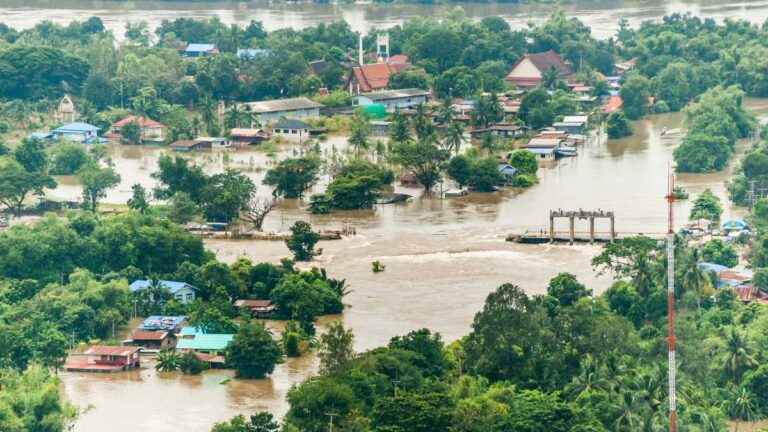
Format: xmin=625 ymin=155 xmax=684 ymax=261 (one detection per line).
xmin=291 ymin=130 xmax=297 ymax=134
xmin=186 ymin=293 xmax=194 ymax=301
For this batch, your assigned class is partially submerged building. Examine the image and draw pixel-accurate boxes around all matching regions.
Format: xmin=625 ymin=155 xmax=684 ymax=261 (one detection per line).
xmin=52 ymin=122 xmax=100 ymax=144
xmin=234 ymin=299 xmax=276 ymax=318
xmin=64 ymin=346 xmax=141 ymax=372
xmin=108 ymin=115 xmax=167 ymax=143
xmin=353 ymin=88 xmax=430 ymax=112
xmin=243 ymin=97 xmax=323 ymax=124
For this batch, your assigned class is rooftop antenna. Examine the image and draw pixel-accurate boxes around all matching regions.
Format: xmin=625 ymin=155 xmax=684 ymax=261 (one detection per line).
xmin=665 ymin=168 xmax=677 ymax=432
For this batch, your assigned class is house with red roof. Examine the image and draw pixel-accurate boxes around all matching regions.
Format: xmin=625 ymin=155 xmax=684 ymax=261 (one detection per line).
xmin=601 ymin=95 xmax=624 ymax=114
xmin=347 ymin=56 xmax=411 ymax=94
xmin=108 ymin=115 xmax=167 ymax=143
xmin=64 ymin=346 xmax=141 ymax=372
xmin=505 ymin=50 xmax=573 ymax=88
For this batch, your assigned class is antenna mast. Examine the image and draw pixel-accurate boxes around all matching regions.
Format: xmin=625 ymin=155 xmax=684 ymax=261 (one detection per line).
xmin=665 ymin=170 xmax=677 ymax=432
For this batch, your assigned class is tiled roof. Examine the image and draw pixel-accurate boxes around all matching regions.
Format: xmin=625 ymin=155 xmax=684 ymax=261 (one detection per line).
xmin=244 ymin=97 xmax=323 ymax=114
xmin=350 ymin=62 xmax=411 ymax=92
xmin=525 ymin=50 xmax=572 ymax=77
xmin=84 ymin=346 xmax=140 ymax=356
xmin=112 ymin=116 xmax=165 ymax=129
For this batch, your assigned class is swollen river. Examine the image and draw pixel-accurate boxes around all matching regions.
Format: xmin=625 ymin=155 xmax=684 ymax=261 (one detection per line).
xmin=58 ymin=99 xmax=768 ymax=431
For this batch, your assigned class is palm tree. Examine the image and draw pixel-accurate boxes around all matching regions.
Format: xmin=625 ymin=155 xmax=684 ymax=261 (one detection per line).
xmin=723 ymin=327 xmax=758 ymax=385
xmin=435 ymin=98 xmax=454 ymax=125
xmin=225 ymin=103 xmax=243 ymax=129
xmin=199 ymin=97 xmax=216 ymax=134
xmin=443 ymin=121 xmax=465 ymax=155
xmin=155 ymin=348 xmax=180 ymax=372
xmin=613 ymin=388 xmax=643 ymax=431
xmin=726 ymin=387 xmax=758 ymax=432
xmin=412 ymin=103 xmax=434 ymax=141
xmin=565 ymin=354 xmax=608 ymax=398
xmin=348 ymin=111 xmax=370 ymax=157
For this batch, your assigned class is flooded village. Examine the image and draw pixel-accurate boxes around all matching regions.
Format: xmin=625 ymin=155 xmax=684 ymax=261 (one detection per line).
xmin=4 ymin=2 xmax=768 ymax=432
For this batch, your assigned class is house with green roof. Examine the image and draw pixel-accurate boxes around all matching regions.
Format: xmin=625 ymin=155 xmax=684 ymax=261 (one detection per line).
xmin=175 ymin=327 xmax=234 ymax=354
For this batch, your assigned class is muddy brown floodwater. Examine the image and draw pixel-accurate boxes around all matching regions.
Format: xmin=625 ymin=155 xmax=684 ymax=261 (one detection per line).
xmin=61 ymin=103 xmax=766 ymax=432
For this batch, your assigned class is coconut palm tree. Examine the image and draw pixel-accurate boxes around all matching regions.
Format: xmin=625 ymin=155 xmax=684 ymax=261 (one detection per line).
xmin=155 ymin=348 xmax=180 ymax=372
xmin=435 ymin=97 xmax=454 ymax=125
xmin=723 ymin=327 xmax=758 ymax=385
xmin=726 ymin=387 xmax=758 ymax=432
xmin=443 ymin=121 xmax=465 ymax=155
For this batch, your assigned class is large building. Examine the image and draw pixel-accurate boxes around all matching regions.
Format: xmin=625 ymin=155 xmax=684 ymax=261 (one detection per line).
xmin=353 ymin=88 xmax=430 ymax=112
xmin=505 ymin=50 xmax=573 ymax=88
xmin=243 ymin=97 xmax=323 ymax=124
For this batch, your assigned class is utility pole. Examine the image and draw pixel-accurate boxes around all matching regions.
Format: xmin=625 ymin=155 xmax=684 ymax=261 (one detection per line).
xmin=665 ymin=170 xmax=677 ymax=432
xmin=325 ymin=413 xmax=337 ymax=432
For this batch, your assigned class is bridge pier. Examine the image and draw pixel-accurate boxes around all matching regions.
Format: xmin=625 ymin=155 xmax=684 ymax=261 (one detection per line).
xmin=548 ymin=209 xmax=616 ymax=244
xmin=589 ymin=216 xmax=595 ymax=244
xmin=569 ymin=216 xmax=575 ymax=245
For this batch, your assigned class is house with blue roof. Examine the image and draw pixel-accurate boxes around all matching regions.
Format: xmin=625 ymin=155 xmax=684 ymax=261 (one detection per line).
xmin=129 ymin=280 xmax=198 ymax=303
xmin=184 ymin=43 xmax=218 ymax=57
xmin=52 ymin=122 xmax=100 ymax=144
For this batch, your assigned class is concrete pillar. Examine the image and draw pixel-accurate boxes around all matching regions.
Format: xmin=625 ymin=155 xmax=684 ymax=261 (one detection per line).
xmin=569 ymin=215 xmax=575 ymax=245
xmin=610 ymin=215 xmax=616 ymax=241
xmin=550 ymin=213 xmax=555 ymax=243
xmin=589 ymin=216 xmax=595 ymax=244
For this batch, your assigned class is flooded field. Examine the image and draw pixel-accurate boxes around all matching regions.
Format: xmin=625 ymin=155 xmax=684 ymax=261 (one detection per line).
xmin=59 ymin=103 xmax=762 ymax=432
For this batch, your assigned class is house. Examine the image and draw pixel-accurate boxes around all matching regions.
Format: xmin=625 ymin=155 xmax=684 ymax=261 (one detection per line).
xmin=126 ymin=330 xmax=172 ymax=350
xmin=176 ymin=327 xmax=234 ymax=355
xmin=55 ymin=95 xmax=77 ymax=123
xmin=273 ymin=118 xmax=311 ymax=141
xmin=614 ymin=58 xmax=637 ymax=75
xmin=505 ymin=50 xmax=573 ymax=88
xmin=184 ymin=43 xmax=218 ymax=57
xmin=129 ymin=280 xmax=198 ymax=303
xmin=138 ymin=315 xmax=187 ymax=333
xmin=353 ymin=88 xmax=429 ymax=112
xmin=524 ymin=137 xmax=564 ymax=162
xmin=108 ymin=116 xmax=167 ymax=143
xmin=64 ymin=346 xmax=141 ymax=372
xmin=370 ymin=120 xmax=391 ymax=137
xmin=52 ymin=122 xmax=100 ymax=144
xmin=347 ymin=60 xmax=411 ymax=94
xmin=229 ymin=128 xmax=270 ymax=147
xmin=722 ymin=219 xmax=749 ymax=234
xmin=498 ymin=164 xmax=518 ymax=183
xmin=237 ymin=48 xmax=270 ymax=60
xmin=243 ymin=97 xmax=323 ymax=124
xmin=196 ymin=137 xmax=231 ymax=149
xmin=471 ymin=123 xmax=527 ymax=139
xmin=170 ymin=139 xmax=209 ymax=152
xmin=553 ymin=116 xmax=589 ymax=134
xmin=526 ymin=146 xmax=557 ymax=161
xmin=234 ymin=299 xmax=276 ymax=318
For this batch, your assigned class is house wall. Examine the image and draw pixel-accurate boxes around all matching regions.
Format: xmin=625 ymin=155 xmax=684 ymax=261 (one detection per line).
xmin=55 ymin=131 xmax=95 ymax=143
xmin=508 ymin=58 xmax=542 ymax=79
xmin=355 ymin=95 xmax=427 ymax=112
xmin=275 ymin=128 xmax=310 ymax=141
xmin=173 ymin=287 xmax=196 ymax=303
xmin=256 ymin=108 xmax=320 ymax=125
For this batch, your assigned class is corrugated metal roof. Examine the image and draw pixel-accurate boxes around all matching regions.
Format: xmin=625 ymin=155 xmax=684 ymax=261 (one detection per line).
xmin=139 ymin=316 xmax=187 ymax=331
xmin=176 ymin=333 xmax=234 ymax=351
xmin=359 ymin=88 xmax=430 ymax=101
xmin=53 ymin=122 xmax=100 ymax=133
xmin=85 ymin=346 xmax=140 ymax=356
xmin=275 ymin=118 xmax=310 ymax=130
xmin=186 ymin=44 xmax=216 ymax=52
xmin=129 ymin=280 xmax=197 ymax=295
xmin=244 ymin=97 xmax=323 ymax=114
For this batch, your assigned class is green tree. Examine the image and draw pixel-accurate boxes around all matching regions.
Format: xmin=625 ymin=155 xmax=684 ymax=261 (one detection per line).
xmin=178 ymin=350 xmax=208 ymax=375
xmin=200 ymin=169 xmax=255 ymax=223
xmin=547 ymin=272 xmax=591 ymax=306
xmin=619 ymin=74 xmax=651 ymax=120
xmin=263 ymin=157 xmax=320 ymax=198
xmin=0 ymin=157 xmax=56 ymax=216
xmin=226 ymin=321 xmax=283 ymax=379
xmin=121 ymin=120 xmax=142 ymax=145
xmin=700 ymin=239 xmax=738 ymax=267
xmin=444 ymin=121 xmax=465 ymax=155
xmin=689 ymin=189 xmax=723 ymax=222
xmin=0 ymin=365 xmax=76 ymax=432
xmin=318 ymin=321 xmax=355 ymax=376
xmin=13 ymin=138 xmax=48 ymax=173
xmin=168 ymin=191 xmax=200 ymax=224
xmin=50 ymin=143 xmax=90 ymax=175
xmin=518 ymin=88 xmax=553 ymax=129
xmin=447 ymin=155 xmax=472 ymax=188
xmin=390 ymin=138 xmax=449 ymax=192
xmin=508 ymin=150 xmax=538 ymax=176
xmin=286 ymin=221 xmax=319 ymax=261
xmin=155 ymin=348 xmax=180 ymax=372
xmin=211 ymin=412 xmax=280 ymax=432
xmin=389 ymin=110 xmax=412 ymax=144
xmin=723 ymin=327 xmax=757 ymax=385
xmin=127 ymin=183 xmax=149 ymax=213
xmin=77 ymin=163 xmax=121 ymax=212
xmin=606 ymin=111 xmax=633 ymax=139
xmin=468 ymin=157 xmax=504 ymax=192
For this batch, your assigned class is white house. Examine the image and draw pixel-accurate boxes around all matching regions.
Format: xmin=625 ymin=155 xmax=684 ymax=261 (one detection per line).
xmin=129 ymin=280 xmax=198 ymax=303
xmin=273 ymin=118 xmax=311 ymax=142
